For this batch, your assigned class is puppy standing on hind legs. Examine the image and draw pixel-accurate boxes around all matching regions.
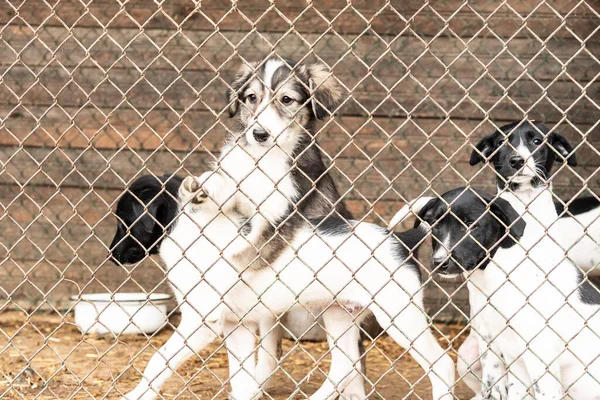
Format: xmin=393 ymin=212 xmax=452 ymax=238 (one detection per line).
xmin=120 ymin=57 xmax=374 ymax=400
xmin=180 ymin=56 xmax=455 ymax=400
xmin=180 ymin=56 xmax=368 ymax=399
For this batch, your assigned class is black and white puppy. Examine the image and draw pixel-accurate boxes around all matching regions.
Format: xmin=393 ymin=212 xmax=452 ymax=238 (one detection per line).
xmin=417 ymin=185 xmax=600 ymax=400
xmin=458 ymin=121 xmax=599 ymax=397
xmin=389 ymin=121 xmax=600 ymax=398
xmin=122 ymin=57 xmax=455 ymax=400
xmin=109 ymin=174 xmax=182 ymax=264
xmin=470 ymin=121 xmax=600 ymax=271
xmin=109 ymin=174 xmax=292 ymax=399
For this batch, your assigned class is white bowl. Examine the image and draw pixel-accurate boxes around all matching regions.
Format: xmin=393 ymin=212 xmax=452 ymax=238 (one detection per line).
xmin=70 ymin=293 xmax=172 ymax=335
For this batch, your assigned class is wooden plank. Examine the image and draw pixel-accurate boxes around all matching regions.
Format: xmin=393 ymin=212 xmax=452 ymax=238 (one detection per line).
xmin=0 ymin=258 xmax=173 ymax=310
xmin=1 ymin=0 xmax=596 ymax=39
xmin=1 ymin=140 xmax=597 ymax=197
xmin=2 ymin=105 xmax=598 ymax=160
xmin=0 ymin=62 xmax=597 ymax=124
xmin=2 ymin=25 xmax=597 ymax=82
xmin=1 ymin=160 xmax=598 ymax=265
xmin=0 ymin=105 xmax=224 ymax=152
xmin=0 ymin=257 xmax=468 ymax=323
xmin=0 ymin=182 xmax=416 ymax=264
xmin=2 ymin=174 xmax=595 ymax=266
xmin=1 ymin=154 xmax=596 ymax=228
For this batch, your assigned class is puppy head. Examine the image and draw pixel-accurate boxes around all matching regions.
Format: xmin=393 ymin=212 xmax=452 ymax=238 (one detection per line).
xmin=415 ymin=187 xmax=525 ymax=277
xmin=226 ymin=57 xmax=344 ymax=151
xmin=109 ymin=174 xmax=181 ymax=265
xmin=469 ymin=121 xmax=577 ymax=187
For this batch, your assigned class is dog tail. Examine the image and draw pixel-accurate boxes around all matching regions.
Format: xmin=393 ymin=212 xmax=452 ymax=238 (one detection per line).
xmin=388 ymin=196 xmax=435 ymax=230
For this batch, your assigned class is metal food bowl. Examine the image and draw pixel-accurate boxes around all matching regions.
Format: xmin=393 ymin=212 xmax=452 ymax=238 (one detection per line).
xmin=71 ymin=293 xmax=172 ymax=335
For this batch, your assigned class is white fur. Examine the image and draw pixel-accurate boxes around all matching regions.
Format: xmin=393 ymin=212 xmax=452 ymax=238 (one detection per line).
xmin=515 ymin=141 xmax=537 ymax=178
xmin=554 ymin=206 xmax=600 ymax=271
xmin=459 ymin=192 xmax=600 ymax=398
xmin=121 ymin=205 xmax=276 ymax=400
xmin=432 ymin=234 xmax=451 ymax=265
xmin=467 ymin=186 xmax=600 ymax=400
xmin=389 ymin=196 xmax=434 ymax=230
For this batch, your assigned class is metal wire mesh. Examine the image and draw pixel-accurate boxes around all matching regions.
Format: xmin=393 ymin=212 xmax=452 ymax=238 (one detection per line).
xmin=0 ymin=0 xmax=598 ymax=399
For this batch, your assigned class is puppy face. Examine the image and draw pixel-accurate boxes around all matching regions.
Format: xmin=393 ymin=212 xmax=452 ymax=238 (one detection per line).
xmin=470 ymin=121 xmax=577 ymax=186
xmin=226 ymin=57 xmax=343 ymax=151
xmin=109 ymin=174 xmax=181 ymax=265
xmin=416 ymin=188 xmax=525 ymax=277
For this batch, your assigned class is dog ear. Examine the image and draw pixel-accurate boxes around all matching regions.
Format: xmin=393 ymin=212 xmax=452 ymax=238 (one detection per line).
xmin=469 ymin=132 xmax=500 ymax=166
xmin=227 ymin=62 xmax=257 ymax=117
xmin=305 ymin=63 xmax=344 ymax=120
xmin=135 ymin=201 xmax=160 ymax=234
xmin=414 ymin=197 xmax=444 ymax=228
xmin=489 ymin=197 xmax=526 ymax=248
xmin=549 ymin=133 xmax=577 ymax=167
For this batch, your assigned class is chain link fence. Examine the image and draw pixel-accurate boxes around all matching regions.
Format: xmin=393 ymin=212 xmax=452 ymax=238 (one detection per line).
xmin=0 ymin=0 xmax=598 ymax=399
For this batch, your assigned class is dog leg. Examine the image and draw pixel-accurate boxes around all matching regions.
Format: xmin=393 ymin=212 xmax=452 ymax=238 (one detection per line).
xmin=505 ymin=360 xmax=534 ymax=400
xmin=458 ymin=331 xmax=484 ymax=397
xmin=477 ymin=334 xmax=508 ymax=400
xmin=515 ymin=320 xmax=564 ymax=400
xmin=370 ymin=302 xmax=455 ymax=400
xmin=309 ymin=306 xmax=365 ymax=400
xmin=223 ymin=320 xmax=263 ymax=400
xmin=310 ymin=306 xmax=366 ymax=400
xmin=522 ymin=350 xmax=564 ymax=400
xmin=255 ymin=317 xmax=282 ymax=391
xmin=121 ymin=309 xmax=218 ymax=400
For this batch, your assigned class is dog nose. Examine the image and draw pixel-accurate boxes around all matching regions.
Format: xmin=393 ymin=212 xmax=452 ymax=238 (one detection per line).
xmin=509 ymin=156 xmax=524 ymax=169
xmin=253 ymin=128 xmax=269 ymax=143
xmin=432 ymin=257 xmax=449 ymax=271
xmin=107 ymin=250 xmax=119 ymax=265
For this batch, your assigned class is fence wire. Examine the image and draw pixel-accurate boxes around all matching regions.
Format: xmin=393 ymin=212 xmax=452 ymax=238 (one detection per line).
xmin=0 ymin=0 xmax=598 ymax=399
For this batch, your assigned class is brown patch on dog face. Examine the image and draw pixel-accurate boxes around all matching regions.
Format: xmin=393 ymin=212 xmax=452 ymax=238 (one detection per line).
xmin=227 ymin=61 xmax=258 ymax=117
xmin=304 ymin=63 xmax=344 ymax=120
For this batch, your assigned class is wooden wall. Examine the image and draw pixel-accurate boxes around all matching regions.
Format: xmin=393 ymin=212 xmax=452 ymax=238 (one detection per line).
xmin=0 ymin=0 xmax=598 ymax=319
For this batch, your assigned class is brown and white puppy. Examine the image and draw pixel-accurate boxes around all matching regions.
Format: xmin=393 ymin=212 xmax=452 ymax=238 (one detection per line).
xmin=122 ymin=58 xmax=377 ymax=400
xmin=169 ymin=56 xmax=454 ymax=400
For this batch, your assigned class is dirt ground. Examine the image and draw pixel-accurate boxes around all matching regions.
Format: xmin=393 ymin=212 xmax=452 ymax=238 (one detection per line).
xmin=0 ymin=310 xmax=473 ymax=399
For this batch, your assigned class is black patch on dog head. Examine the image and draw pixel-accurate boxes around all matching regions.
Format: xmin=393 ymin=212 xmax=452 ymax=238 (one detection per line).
xmin=415 ymin=187 xmax=525 ymax=276
xmin=270 ymin=58 xmax=297 ymax=89
xmin=109 ymin=174 xmax=182 ymax=265
xmin=470 ymin=121 xmax=577 ymax=188
xmin=391 ymin=228 xmax=428 ymax=280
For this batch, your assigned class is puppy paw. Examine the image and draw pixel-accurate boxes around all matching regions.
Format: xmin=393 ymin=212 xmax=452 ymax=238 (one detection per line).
xmin=121 ymin=389 xmax=157 ymax=400
xmin=229 ymin=387 xmax=263 ymax=400
xmin=179 ymin=176 xmax=208 ymax=206
xmin=255 ymin=362 xmax=276 ymax=390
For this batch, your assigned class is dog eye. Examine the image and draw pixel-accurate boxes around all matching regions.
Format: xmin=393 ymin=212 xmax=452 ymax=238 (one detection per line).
xmin=281 ymin=96 xmax=293 ymax=105
xmin=247 ymin=94 xmax=257 ymax=103
xmin=532 ymin=138 xmax=542 ymax=146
